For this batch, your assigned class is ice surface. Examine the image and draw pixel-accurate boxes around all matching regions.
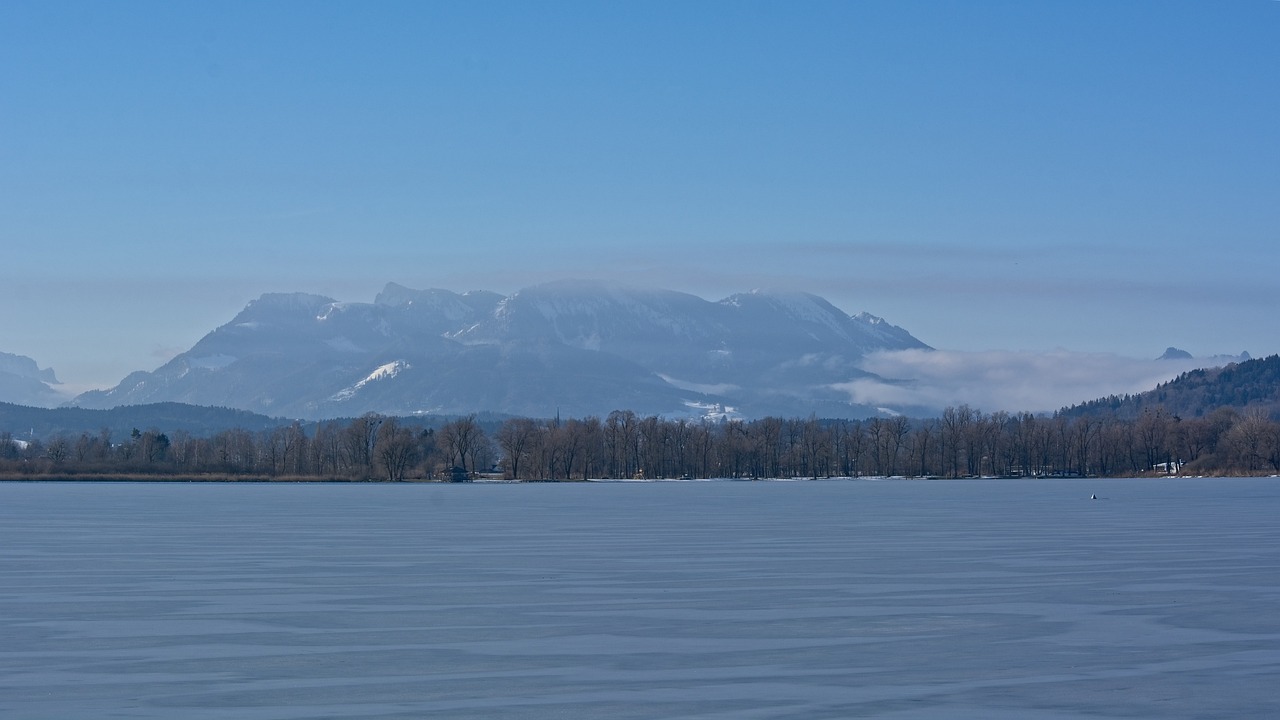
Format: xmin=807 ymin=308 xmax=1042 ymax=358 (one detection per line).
xmin=1 ymin=478 xmax=1278 ymax=719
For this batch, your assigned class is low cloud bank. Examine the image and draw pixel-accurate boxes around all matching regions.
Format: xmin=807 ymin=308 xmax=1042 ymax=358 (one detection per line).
xmin=838 ymin=349 xmax=1216 ymax=415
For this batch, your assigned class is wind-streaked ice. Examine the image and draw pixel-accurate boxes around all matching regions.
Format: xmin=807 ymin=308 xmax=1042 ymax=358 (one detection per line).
xmin=2 ymin=478 xmax=1278 ymax=719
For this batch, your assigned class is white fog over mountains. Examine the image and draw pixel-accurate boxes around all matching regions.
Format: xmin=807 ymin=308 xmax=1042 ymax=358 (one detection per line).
xmin=4 ymin=282 xmax=1248 ymax=420
xmin=845 ymin=348 xmax=1249 ymax=416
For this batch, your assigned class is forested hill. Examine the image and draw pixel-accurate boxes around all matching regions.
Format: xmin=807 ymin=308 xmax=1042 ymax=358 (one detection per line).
xmin=1059 ymin=354 xmax=1280 ymax=420
xmin=0 ymin=402 xmax=286 ymax=440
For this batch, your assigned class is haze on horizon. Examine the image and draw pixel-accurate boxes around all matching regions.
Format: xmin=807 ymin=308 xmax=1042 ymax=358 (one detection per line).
xmin=2 ymin=2 xmax=1277 ymax=404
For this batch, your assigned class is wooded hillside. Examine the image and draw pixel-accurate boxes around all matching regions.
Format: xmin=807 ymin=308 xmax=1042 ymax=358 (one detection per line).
xmin=1060 ymin=355 xmax=1280 ymax=421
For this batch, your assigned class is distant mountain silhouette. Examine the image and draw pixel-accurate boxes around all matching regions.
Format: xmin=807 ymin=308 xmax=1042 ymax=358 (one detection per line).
xmin=1158 ymin=346 xmax=1249 ymax=364
xmin=0 ymin=401 xmax=286 ymax=440
xmin=0 ymin=351 xmax=64 ymax=408
xmin=72 ymin=281 xmax=929 ymax=420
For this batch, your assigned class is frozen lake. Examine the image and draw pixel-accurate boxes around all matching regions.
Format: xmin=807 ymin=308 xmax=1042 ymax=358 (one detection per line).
xmin=2 ymin=478 xmax=1279 ymax=719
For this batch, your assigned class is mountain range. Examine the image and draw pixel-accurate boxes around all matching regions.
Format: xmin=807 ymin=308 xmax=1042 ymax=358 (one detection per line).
xmin=1158 ymin=346 xmax=1250 ymax=364
xmin=70 ymin=281 xmax=930 ymax=420
xmin=0 ymin=352 xmax=64 ymax=408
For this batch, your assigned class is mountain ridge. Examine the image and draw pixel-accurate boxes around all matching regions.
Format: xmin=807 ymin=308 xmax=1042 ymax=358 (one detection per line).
xmin=0 ymin=401 xmax=287 ymax=440
xmin=0 ymin=351 xmax=65 ymax=408
xmin=72 ymin=281 xmax=930 ymax=420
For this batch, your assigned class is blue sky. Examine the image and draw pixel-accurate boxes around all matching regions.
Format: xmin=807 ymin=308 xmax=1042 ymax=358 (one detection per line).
xmin=2 ymin=1 xmax=1278 ymax=396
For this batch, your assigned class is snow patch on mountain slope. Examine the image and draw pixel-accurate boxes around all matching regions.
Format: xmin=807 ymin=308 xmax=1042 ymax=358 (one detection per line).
xmin=446 ymin=323 xmax=488 ymax=344
xmin=365 ymin=361 xmax=407 ymax=383
xmin=315 ymin=303 xmax=350 ymax=321
xmin=331 ymin=360 xmax=410 ymax=401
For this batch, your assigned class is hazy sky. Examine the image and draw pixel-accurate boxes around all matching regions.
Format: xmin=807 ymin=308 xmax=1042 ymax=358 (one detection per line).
xmin=3 ymin=1 xmax=1278 ymax=395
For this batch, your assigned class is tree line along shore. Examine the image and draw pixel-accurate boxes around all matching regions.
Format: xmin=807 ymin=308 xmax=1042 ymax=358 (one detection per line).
xmin=3 ymin=404 xmax=1279 ymax=482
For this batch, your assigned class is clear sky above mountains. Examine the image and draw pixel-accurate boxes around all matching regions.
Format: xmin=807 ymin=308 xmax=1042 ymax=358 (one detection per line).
xmin=2 ymin=1 xmax=1277 ymax=394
